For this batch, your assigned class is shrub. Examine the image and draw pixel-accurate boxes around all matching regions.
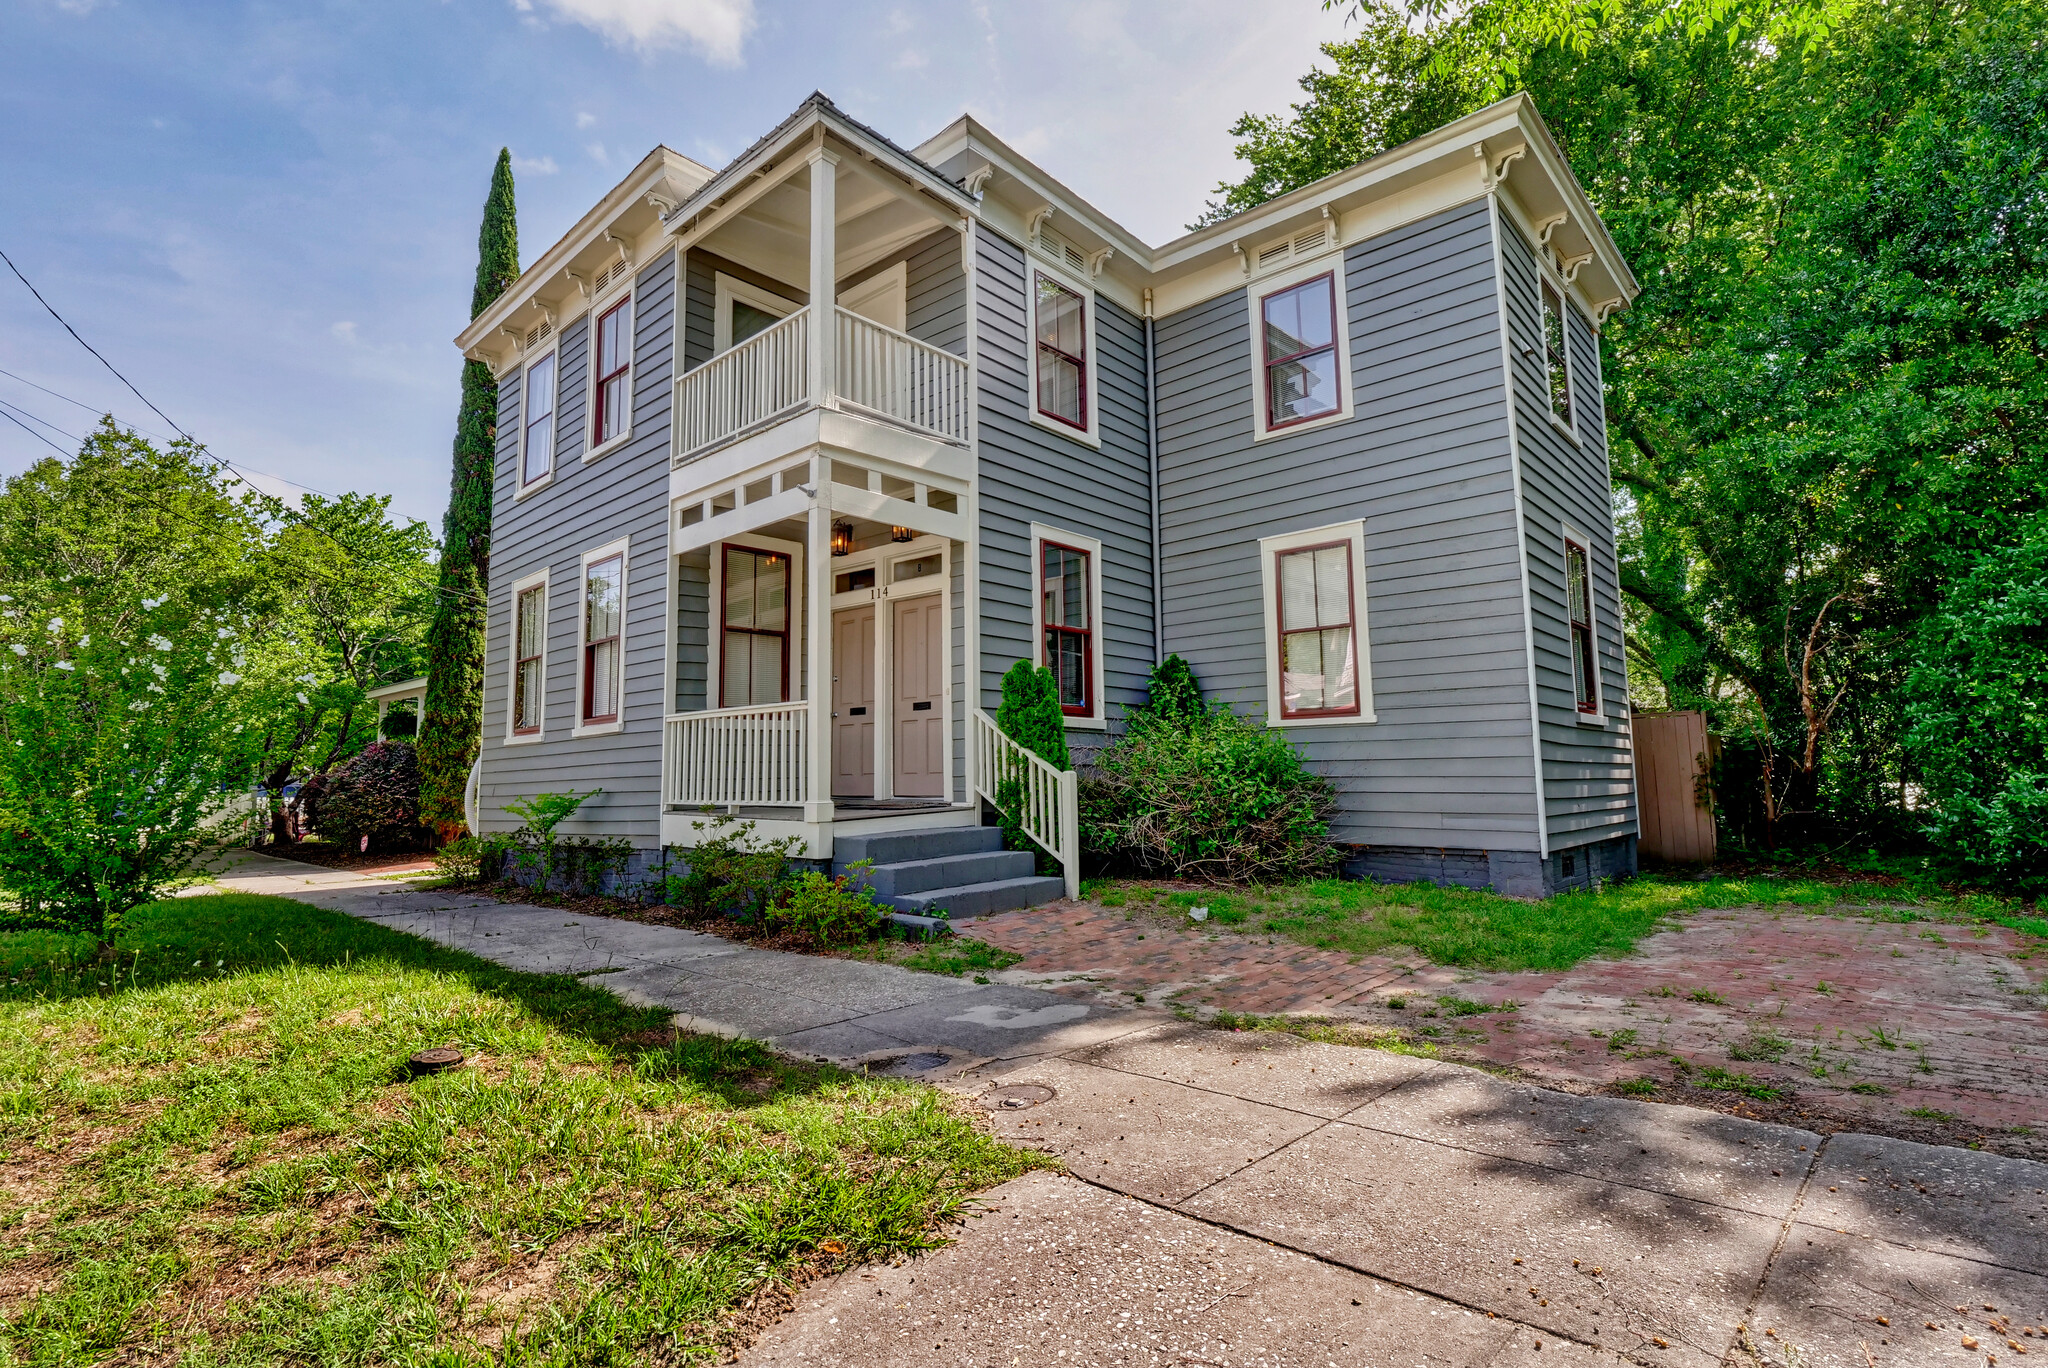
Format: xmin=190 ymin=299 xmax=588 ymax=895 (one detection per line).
xmin=432 ymin=835 xmax=485 ymax=882
xmin=994 ymin=660 xmax=1070 ymax=865
xmin=1140 ymin=654 xmax=1203 ymax=726
xmin=765 ymin=866 xmax=885 ymax=947
xmin=497 ymin=789 xmax=631 ymax=896
xmin=1079 ymin=706 xmax=1337 ymax=884
xmin=665 ymin=810 xmax=802 ymax=920
xmin=314 ymin=743 xmax=426 ymax=854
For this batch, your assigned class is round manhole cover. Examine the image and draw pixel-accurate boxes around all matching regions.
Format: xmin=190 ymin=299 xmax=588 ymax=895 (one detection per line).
xmin=876 ymin=1051 xmax=953 ymax=1076
xmin=409 ymin=1047 xmax=465 ymax=1074
xmin=979 ymin=1083 xmax=1055 ymax=1111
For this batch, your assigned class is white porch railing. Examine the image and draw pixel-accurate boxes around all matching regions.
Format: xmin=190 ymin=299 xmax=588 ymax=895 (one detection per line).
xmin=972 ymin=708 xmax=1079 ymax=900
xmin=835 ymin=306 xmax=970 ymax=443
xmin=674 ymin=309 xmax=810 ymax=458
xmin=664 ymin=702 xmax=809 ymax=808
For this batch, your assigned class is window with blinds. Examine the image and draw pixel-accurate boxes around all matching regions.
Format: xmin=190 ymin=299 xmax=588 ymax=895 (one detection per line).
xmin=1566 ymin=538 xmax=1598 ymax=712
xmin=1276 ymin=541 xmax=1359 ymax=718
xmin=582 ymin=554 xmax=623 ymax=723
xmin=513 ymin=583 xmax=546 ymax=734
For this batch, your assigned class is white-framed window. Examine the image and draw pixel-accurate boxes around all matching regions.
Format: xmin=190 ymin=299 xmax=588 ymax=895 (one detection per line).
xmin=505 ymin=567 xmax=549 ymax=743
xmin=713 ymin=271 xmax=800 ymax=353
xmin=1028 ymin=522 xmax=1105 ymax=729
xmin=1563 ymin=524 xmax=1602 ymax=721
xmin=1248 ymin=252 xmax=1354 ymax=440
xmin=1258 ymin=521 xmax=1375 ymax=726
xmin=575 ymin=537 xmax=629 ymax=735
xmin=1026 ymin=263 xmax=1100 ymax=447
xmin=1539 ymin=274 xmax=1578 ymax=438
xmin=587 ymin=292 xmax=634 ymax=459
xmin=711 ymin=534 xmax=804 ymax=708
xmin=518 ymin=349 xmax=557 ymax=492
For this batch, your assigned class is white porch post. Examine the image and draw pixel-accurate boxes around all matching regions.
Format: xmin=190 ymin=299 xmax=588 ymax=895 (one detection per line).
xmin=805 ymin=460 xmax=834 ymax=827
xmin=807 ymin=147 xmax=839 ymax=406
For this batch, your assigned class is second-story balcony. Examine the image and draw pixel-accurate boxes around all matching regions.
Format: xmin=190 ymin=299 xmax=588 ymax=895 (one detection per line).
xmin=674 ymin=303 xmax=969 ymax=462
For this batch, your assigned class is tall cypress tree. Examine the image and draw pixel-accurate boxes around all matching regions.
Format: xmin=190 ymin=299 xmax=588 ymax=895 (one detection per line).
xmin=419 ymin=149 xmax=518 ymax=836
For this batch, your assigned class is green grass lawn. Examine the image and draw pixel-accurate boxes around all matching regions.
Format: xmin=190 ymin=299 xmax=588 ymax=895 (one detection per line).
xmin=0 ymin=894 xmax=1042 ymax=1367
xmin=1084 ymin=873 xmax=2028 ymax=972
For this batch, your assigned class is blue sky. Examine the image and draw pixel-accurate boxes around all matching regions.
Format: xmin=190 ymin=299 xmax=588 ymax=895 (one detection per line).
xmin=0 ymin=0 xmax=1354 ymax=528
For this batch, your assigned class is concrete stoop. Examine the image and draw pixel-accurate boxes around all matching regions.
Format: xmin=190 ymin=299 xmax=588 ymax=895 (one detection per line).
xmin=832 ymin=826 xmax=1064 ymax=927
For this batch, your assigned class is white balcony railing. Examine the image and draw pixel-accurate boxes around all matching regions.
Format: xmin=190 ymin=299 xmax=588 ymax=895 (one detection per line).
xmin=971 ymin=708 xmax=1079 ymax=900
xmin=835 ymin=307 xmax=970 ymax=443
xmin=674 ymin=309 xmax=809 ymax=459
xmin=664 ymin=702 xmax=809 ymax=809
xmin=674 ymin=305 xmax=970 ymax=460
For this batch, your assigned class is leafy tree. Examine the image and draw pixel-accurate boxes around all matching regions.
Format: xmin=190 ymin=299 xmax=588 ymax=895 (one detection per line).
xmin=0 ymin=422 xmax=266 ymax=939
xmin=1141 ymin=654 xmax=1205 ymax=726
xmin=314 ymin=741 xmax=429 ymax=855
xmin=419 ymin=149 xmax=518 ymax=838
xmin=994 ymin=660 xmax=1070 ymax=864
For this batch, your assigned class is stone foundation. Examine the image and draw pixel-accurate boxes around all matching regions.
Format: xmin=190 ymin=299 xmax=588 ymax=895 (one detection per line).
xmin=1341 ymin=833 xmax=1637 ymax=899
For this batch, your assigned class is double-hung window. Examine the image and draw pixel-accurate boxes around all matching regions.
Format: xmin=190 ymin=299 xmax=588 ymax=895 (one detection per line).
xmin=720 ymin=545 xmax=790 ymax=706
xmin=512 ymin=582 xmax=546 ymax=735
xmin=1261 ymin=273 xmax=1342 ymax=431
xmin=1565 ymin=536 xmax=1599 ymax=714
xmin=582 ymin=553 xmax=623 ymax=725
xmin=1039 ymin=539 xmax=1093 ymax=716
xmin=1033 ymin=273 xmax=1088 ymax=432
xmin=521 ymin=353 xmax=555 ymax=487
xmin=1541 ymin=279 xmax=1574 ymax=430
xmin=592 ymin=297 xmax=631 ymax=448
xmin=1259 ymin=521 xmax=1373 ymax=725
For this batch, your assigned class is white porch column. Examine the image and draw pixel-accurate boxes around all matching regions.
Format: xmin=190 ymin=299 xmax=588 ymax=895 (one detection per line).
xmin=806 ymin=147 xmax=840 ymax=406
xmin=804 ymin=458 xmax=834 ymax=826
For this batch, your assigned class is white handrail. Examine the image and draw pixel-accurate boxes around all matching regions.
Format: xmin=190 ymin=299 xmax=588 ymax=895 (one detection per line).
xmin=835 ymin=307 xmax=970 ymax=442
xmin=971 ymin=707 xmax=1079 ymax=900
xmin=674 ymin=309 xmax=810 ymax=460
xmin=665 ymin=702 xmax=809 ymax=807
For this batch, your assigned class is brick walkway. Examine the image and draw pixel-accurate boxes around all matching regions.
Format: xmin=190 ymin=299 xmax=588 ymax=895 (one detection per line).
xmin=974 ymin=897 xmax=2048 ymax=1153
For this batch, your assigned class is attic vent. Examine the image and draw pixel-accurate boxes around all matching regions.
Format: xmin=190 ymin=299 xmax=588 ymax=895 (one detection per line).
xmin=1033 ymin=226 xmax=1087 ymax=273
xmin=594 ymin=257 xmax=632 ymax=294
xmin=525 ymin=319 xmax=553 ymax=348
xmin=1253 ymin=224 xmax=1335 ymax=274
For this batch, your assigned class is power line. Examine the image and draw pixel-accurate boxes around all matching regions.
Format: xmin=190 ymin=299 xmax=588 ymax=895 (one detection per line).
xmin=0 ymin=405 xmax=67 ymax=456
xmin=0 ymin=395 xmax=81 ymax=445
xmin=0 ymin=246 xmax=189 ymax=439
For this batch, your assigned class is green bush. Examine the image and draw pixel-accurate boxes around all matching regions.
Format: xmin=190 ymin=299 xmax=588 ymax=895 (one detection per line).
xmin=665 ymin=810 xmax=802 ymax=920
xmin=1140 ymin=654 xmax=1203 ymax=725
xmin=314 ymin=742 xmax=426 ymax=854
xmin=766 ymin=865 xmax=885 ymax=947
xmin=1906 ymin=512 xmax=2048 ymax=893
xmin=495 ymin=789 xmax=631 ymax=897
xmin=994 ymin=660 xmax=1071 ymax=866
xmin=1079 ymin=706 xmax=1337 ymax=884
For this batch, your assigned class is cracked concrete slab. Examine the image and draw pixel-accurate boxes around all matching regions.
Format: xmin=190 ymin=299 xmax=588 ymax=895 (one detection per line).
xmin=1063 ymin=1019 xmax=1437 ymax=1118
xmin=1799 ymin=1132 xmax=2048 ymax=1275
xmin=850 ymin=984 xmax=1148 ymax=1060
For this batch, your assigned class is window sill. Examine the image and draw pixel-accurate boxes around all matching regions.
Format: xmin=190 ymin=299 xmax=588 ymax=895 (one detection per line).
xmin=503 ymin=731 xmax=547 ymax=746
xmin=513 ymin=473 xmax=554 ymax=500
xmin=1268 ymin=710 xmax=1378 ymax=728
xmin=572 ymin=720 xmax=625 ymax=738
xmin=1575 ymin=711 xmax=1608 ymax=728
xmin=1545 ymin=410 xmax=1582 ymax=446
xmin=1027 ymin=408 xmax=1099 ymax=448
xmin=1062 ymin=714 xmax=1108 ymax=732
xmin=1252 ymin=408 xmax=1353 ymax=443
xmin=584 ymin=431 xmax=632 ymax=464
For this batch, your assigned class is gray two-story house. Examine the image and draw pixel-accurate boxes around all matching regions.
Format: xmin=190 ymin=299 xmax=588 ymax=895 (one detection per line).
xmin=454 ymin=92 xmax=1641 ymax=908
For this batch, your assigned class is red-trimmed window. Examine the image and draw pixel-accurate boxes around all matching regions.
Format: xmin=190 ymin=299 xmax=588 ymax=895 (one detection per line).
xmin=1261 ymin=273 xmax=1341 ymax=431
xmin=521 ymin=353 xmax=555 ymax=486
xmin=582 ymin=554 xmax=623 ymax=723
xmin=513 ymin=583 xmax=545 ymax=734
xmin=593 ymin=298 xmax=631 ymax=447
xmin=1033 ymin=273 xmax=1087 ymax=430
xmin=1541 ymin=280 xmax=1573 ymax=429
xmin=1275 ymin=541 xmax=1359 ymax=718
xmin=1040 ymin=539 xmax=1092 ymax=715
xmin=1565 ymin=538 xmax=1598 ymax=712
xmin=719 ymin=544 xmax=790 ymax=707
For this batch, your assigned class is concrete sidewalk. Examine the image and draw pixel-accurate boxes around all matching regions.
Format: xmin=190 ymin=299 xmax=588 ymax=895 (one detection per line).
xmin=211 ymin=853 xmax=2048 ymax=1368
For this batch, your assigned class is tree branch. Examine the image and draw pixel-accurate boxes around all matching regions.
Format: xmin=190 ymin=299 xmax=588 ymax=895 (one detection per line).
xmin=1618 ymin=561 xmax=1765 ymax=696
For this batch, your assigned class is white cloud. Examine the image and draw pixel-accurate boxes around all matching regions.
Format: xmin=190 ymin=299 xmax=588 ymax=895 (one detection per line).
xmin=585 ymin=141 xmax=611 ymax=167
xmin=519 ymin=0 xmax=755 ymax=65
xmin=52 ymin=0 xmax=107 ymax=14
xmin=893 ymin=48 xmax=927 ymax=71
xmin=331 ymin=321 xmax=358 ymax=344
xmin=512 ymin=154 xmax=560 ymax=174
xmin=576 ymin=110 xmax=597 ymax=128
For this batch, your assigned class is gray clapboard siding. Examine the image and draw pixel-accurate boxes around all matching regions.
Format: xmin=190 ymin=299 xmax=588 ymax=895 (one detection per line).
xmin=1495 ymin=218 xmax=1637 ymax=848
xmin=974 ymin=228 xmax=1156 ymax=742
xmin=1154 ymin=199 xmax=1541 ymax=851
xmin=478 ymin=251 xmax=676 ymax=846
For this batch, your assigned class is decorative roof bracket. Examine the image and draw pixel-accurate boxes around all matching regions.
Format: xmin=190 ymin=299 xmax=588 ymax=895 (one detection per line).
xmin=1087 ymin=247 xmax=1115 ymax=279
xmin=1536 ymin=212 xmax=1570 ymax=246
xmin=1560 ymin=251 xmax=1595 ymax=284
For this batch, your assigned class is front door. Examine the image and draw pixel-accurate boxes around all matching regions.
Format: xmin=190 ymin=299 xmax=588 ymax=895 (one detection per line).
xmin=832 ymin=605 xmax=875 ymax=797
xmin=893 ymin=594 xmax=944 ymax=797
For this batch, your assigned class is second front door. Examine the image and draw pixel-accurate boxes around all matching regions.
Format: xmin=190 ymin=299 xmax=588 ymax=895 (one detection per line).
xmin=832 ymin=605 xmax=875 ymax=797
xmin=893 ymin=594 xmax=944 ymax=797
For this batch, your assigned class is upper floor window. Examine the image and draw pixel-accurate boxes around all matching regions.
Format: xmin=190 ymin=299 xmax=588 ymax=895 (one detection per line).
xmin=1040 ymin=539 xmax=1093 ymax=716
xmin=720 ymin=544 xmax=790 ymax=707
xmin=582 ymin=552 xmax=623 ymax=725
xmin=1262 ymin=273 xmax=1341 ymax=431
xmin=512 ymin=582 xmax=546 ymax=735
xmin=1541 ymin=279 xmax=1574 ymax=431
xmin=521 ymin=353 xmax=555 ymax=487
xmin=593 ymin=297 xmax=631 ymax=448
xmin=1033 ymin=273 xmax=1089 ymax=433
xmin=1565 ymin=536 xmax=1598 ymax=714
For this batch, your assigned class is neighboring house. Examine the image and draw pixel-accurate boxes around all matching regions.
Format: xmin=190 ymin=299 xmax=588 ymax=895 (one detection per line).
xmin=454 ymin=91 xmax=1641 ymax=907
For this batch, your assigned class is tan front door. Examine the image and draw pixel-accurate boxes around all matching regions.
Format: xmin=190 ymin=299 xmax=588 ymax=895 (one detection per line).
xmin=893 ymin=593 xmax=944 ymax=797
xmin=832 ymin=605 xmax=875 ymax=797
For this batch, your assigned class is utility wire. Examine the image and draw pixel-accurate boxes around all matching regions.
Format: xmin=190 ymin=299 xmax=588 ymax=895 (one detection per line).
xmin=0 ymin=405 xmax=67 ymax=456
xmin=0 ymin=395 xmax=81 ymax=446
xmin=0 ymin=246 xmax=189 ymax=439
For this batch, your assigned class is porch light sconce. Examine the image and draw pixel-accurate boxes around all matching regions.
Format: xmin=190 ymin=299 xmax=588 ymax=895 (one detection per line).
xmin=831 ymin=521 xmax=854 ymax=557
xmin=890 ymin=526 xmax=913 ymax=544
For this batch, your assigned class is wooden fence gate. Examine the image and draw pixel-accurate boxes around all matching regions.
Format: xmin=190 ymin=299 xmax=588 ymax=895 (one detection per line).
xmin=1631 ymin=710 xmax=1718 ymax=863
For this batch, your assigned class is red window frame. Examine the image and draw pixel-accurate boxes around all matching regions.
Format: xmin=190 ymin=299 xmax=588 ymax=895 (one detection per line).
xmin=1261 ymin=272 xmax=1342 ymax=433
xmin=513 ymin=582 xmax=546 ymax=735
xmin=1274 ymin=539 xmax=1362 ymax=720
xmin=1039 ymin=538 xmax=1093 ymax=717
xmin=592 ymin=297 xmax=631 ymax=447
xmin=521 ymin=352 xmax=555 ymax=487
xmin=1033 ymin=272 xmax=1088 ymax=432
xmin=716 ymin=543 xmax=792 ymax=708
xmin=1565 ymin=537 xmax=1598 ymax=713
xmin=581 ymin=553 xmax=624 ymax=724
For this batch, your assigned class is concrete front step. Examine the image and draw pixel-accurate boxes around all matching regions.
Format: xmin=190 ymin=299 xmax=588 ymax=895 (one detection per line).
xmin=832 ymin=825 xmax=1003 ymax=865
xmin=840 ymin=849 xmax=1038 ymax=898
xmin=889 ymin=874 xmax=1068 ymax=921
